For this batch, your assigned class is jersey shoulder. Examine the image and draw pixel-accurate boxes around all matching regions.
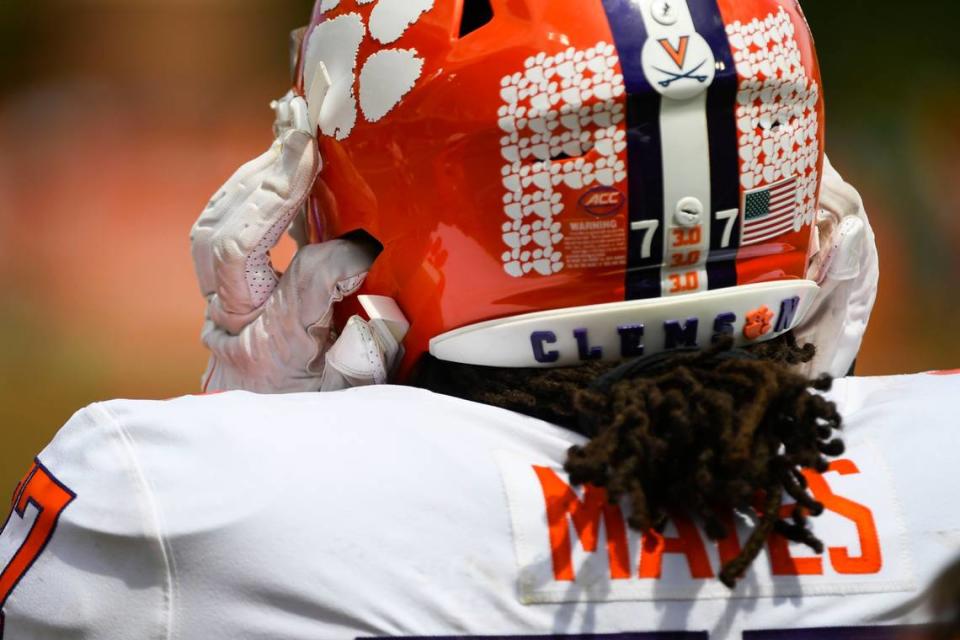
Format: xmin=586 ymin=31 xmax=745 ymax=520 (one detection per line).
xmin=0 ymin=404 xmax=171 ymax=638
xmin=4 ymin=387 xmax=560 ymax=638
xmin=830 ymin=370 xmax=960 ymax=418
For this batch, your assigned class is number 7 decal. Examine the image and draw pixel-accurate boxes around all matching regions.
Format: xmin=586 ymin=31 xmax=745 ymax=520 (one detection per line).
xmin=0 ymin=461 xmax=76 ymax=638
xmin=630 ymin=219 xmax=661 ymax=260
xmin=715 ymin=208 xmax=739 ymax=249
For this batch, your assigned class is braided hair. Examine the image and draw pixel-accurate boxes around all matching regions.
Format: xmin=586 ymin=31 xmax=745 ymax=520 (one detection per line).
xmin=412 ymin=332 xmax=843 ymax=587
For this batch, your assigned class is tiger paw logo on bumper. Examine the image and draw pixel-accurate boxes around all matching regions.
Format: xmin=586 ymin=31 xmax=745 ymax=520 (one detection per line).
xmin=302 ymin=0 xmax=434 ymax=140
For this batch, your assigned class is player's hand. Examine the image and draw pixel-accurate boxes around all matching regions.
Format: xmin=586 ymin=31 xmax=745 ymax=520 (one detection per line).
xmin=190 ymin=96 xmax=379 ymax=393
xmin=794 ymin=156 xmax=880 ymax=378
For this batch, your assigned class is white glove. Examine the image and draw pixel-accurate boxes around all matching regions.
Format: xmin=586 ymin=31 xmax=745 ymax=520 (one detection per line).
xmin=190 ymin=96 xmax=381 ymax=394
xmin=793 ymin=156 xmax=880 ymax=378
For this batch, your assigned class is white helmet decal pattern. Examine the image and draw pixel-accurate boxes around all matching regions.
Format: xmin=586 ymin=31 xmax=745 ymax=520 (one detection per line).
xmin=728 ymin=8 xmax=821 ymax=240
xmin=359 ymin=49 xmax=425 ymax=122
xmin=364 ymin=0 xmax=435 ymax=45
xmin=498 ymin=43 xmax=628 ymax=279
xmin=304 ymin=0 xmax=434 ymax=140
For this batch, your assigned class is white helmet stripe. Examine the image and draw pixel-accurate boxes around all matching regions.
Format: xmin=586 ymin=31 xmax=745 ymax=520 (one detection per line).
xmin=636 ymin=0 xmax=715 ymax=298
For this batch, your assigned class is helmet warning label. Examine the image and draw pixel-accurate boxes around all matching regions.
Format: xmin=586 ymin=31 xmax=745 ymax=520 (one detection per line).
xmin=565 ymin=217 xmax=628 ymax=271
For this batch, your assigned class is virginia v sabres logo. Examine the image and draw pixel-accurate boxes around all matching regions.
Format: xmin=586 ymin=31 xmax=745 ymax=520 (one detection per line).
xmin=654 ymin=36 xmax=710 ymax=88
xmin=642 ymin=31 xmax=716 ymax=100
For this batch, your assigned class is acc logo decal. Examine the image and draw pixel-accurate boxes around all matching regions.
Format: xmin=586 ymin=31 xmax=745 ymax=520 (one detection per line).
xmin=579 ymin=187 xmax=626 ymax=218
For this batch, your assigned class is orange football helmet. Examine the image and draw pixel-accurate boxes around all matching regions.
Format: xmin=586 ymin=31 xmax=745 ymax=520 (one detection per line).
xmin=295 ymin=0 xmax=825 ymax=378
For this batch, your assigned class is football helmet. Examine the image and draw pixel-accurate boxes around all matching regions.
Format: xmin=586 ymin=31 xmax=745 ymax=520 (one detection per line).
xmin=295 ymin=0 xmax=827 ymax=378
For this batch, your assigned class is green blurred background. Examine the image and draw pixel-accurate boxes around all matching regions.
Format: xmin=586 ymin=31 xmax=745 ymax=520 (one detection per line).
xmin=1 ymin=0 xmax=958 ymax=492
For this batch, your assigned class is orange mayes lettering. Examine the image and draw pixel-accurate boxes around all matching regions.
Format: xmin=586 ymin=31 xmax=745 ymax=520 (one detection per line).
xmin=638 ymin=513 xmax=714 ymax=580
xmin=534 ymin=466 xmax=631 ymax=581
xmin=532 ymin=459 xmax=882 ymax=583
xmin=805 ymin=460 xmax=883 ymax=575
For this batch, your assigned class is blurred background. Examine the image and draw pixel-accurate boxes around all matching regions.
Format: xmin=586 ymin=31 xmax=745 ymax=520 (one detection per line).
xmin=1 ymin=0 xmax=958 ymax=491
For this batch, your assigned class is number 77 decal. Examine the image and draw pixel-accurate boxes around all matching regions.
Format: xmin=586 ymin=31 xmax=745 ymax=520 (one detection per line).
xmin=0 ymin=461 xmax=76 ymax=639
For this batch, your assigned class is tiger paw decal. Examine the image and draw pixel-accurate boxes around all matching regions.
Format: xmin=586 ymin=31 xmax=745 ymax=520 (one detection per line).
xmin=727 ymin=8 xmax=820 ymax=238
xmin=303 ymin=0 xmax=434 ymax=140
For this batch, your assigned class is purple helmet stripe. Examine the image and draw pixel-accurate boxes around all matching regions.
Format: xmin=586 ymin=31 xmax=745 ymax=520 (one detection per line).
xmin=689 ymin=0 xmax=742 ymax=290
xmin=599 ymin=0 xmax=665 ymax=301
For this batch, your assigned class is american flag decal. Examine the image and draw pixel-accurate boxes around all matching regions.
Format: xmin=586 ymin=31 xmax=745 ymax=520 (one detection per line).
xmin=740 ymin=176 xmax=799 ymax=246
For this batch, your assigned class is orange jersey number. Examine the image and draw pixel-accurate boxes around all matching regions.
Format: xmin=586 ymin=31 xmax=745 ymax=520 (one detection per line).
xmin=0 ymin=461 xmax=76 ymax=637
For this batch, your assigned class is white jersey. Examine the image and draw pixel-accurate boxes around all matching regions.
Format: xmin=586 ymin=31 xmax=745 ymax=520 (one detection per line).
xmin=2 ymin=373 xmax=959 ymax=639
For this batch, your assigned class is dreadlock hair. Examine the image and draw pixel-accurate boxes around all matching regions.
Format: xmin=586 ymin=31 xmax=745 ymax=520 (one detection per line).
xmin=412 ymin=332 xmax=844 ymax=587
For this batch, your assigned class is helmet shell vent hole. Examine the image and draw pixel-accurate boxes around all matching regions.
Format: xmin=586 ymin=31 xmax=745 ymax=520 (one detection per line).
xmin=339 ymin=229 xmax=384 ymax=261
xmin=459 ymin=0 xmax=494 ymax=38
xmin=550 ymin=148 xmax=592 ymax=162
